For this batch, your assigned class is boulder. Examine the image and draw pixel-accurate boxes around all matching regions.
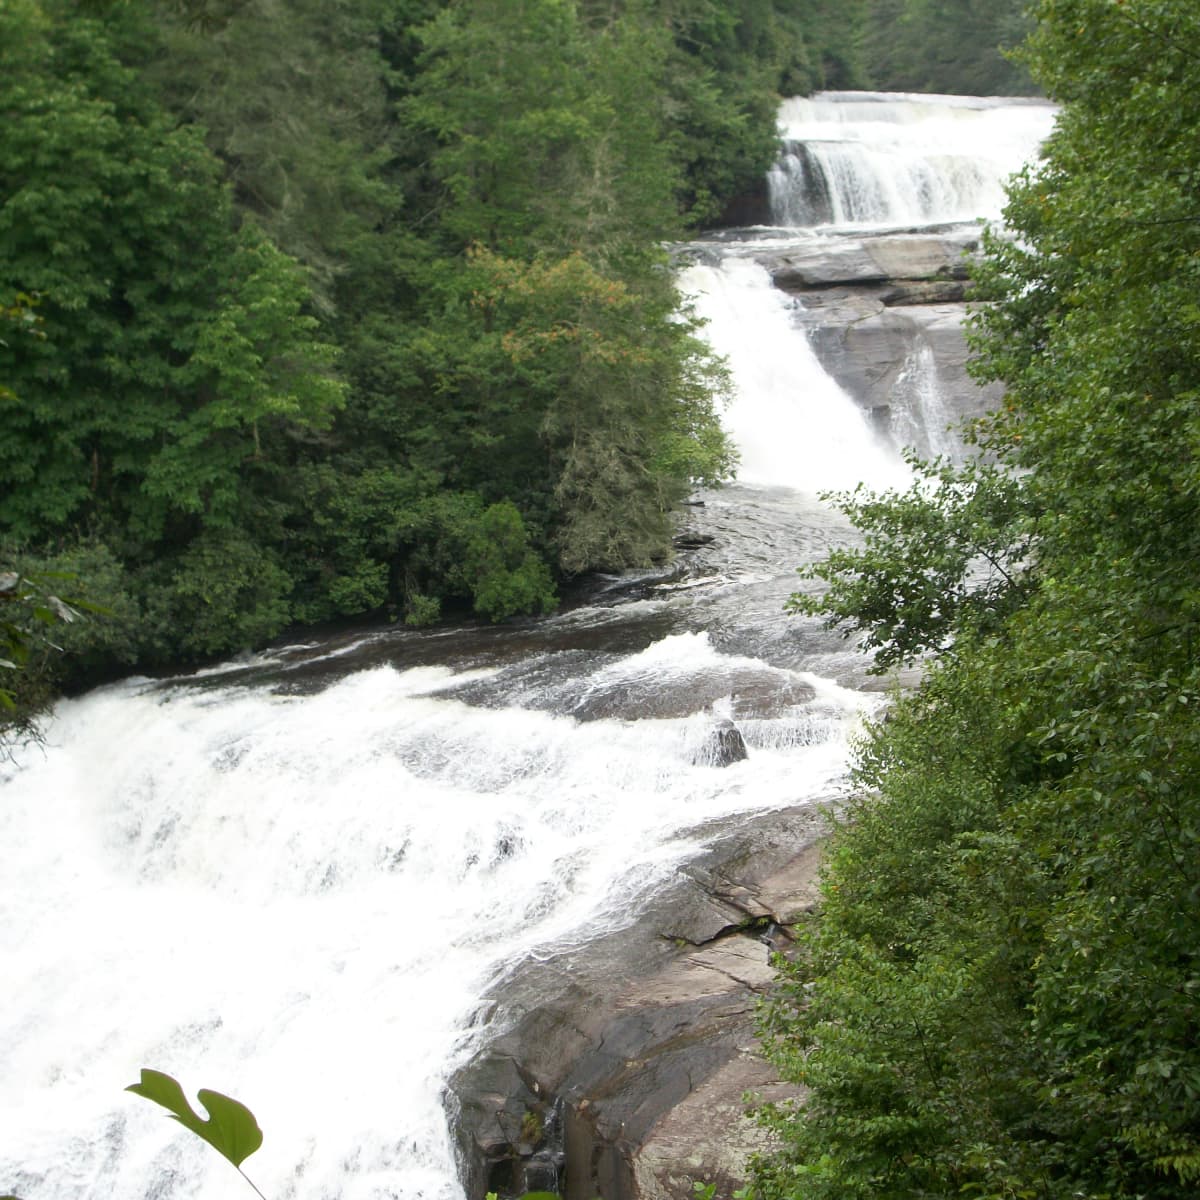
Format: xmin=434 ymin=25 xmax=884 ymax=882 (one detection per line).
xmin=756 ymin=227 xmax=1005 ymax=446
xmin=764 ymin=228 xmax=980 ymax=291
xmin=703 ymin=718 xmax=748 ymax=767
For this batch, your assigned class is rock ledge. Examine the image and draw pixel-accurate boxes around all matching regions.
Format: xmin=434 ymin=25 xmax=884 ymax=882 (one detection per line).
xmin=449 ymin=805 xmax=830 ymax=1200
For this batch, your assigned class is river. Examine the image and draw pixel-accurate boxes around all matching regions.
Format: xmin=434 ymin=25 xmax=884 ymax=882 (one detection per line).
xmin=0 ymin=92 xmax=1054 ymax=1200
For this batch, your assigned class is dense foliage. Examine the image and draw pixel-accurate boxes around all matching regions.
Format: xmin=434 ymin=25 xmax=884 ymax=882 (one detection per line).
xmin=757 ymin=2 xmax=1200 ymax=1197
xmin=858 ymin=0 xmax=1035 ymax=95
xmin=0 ymin=0 xmax=1036 ymax=736
xmin=4 ymin=0 xmax=815 ymax=702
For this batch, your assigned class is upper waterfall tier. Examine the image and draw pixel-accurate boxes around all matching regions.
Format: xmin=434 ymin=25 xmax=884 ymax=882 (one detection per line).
xmin=768 ymin=91 xmax=1057 ymax=230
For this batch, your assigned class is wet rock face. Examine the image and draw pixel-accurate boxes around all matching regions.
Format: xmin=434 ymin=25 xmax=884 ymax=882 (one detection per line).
xmin=448 ymin=807 xmax=829 ymax=1200
xmin=803 ymin=301 xmax=1002 ymax=456
xmin=758 ymin=228 xmax=1004 ymax=451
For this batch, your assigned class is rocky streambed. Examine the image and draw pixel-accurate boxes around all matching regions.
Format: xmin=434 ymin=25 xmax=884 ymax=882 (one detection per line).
xmin=450 ymin=804 xmax=830 ymax=1200
xmin=451 ymin=211 xmax=1005 ymax=1200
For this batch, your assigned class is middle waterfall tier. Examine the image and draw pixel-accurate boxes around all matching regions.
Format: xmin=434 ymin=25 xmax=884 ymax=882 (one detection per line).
xmin=679 ymin=257 xmax=905 ymax=491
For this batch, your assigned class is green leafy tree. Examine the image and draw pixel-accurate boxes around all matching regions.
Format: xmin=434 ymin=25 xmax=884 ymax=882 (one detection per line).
xmin=755 ymin=3 xmax=1200 ymax=1199
xmin=859 ymin=0 xmax=1035 ymax=95
xmin=0 ymin=569 xmax=82 ymax=752
xmin=142 ymin=0 xmax=402 ymax=309
xmin=404 ymin=0 xmax=688 ymax=256
xmin=459 ymin=246 xmax=733 ymax=573
xmin=0 ymin=0 xmax=343 ymax=668
xmin=394 ymin=493 xmax=557 ymax=623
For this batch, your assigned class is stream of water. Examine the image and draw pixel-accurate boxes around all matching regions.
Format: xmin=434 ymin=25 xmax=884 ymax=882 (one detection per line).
xmin=0 ymin=92 xmax=1054 ymax=1200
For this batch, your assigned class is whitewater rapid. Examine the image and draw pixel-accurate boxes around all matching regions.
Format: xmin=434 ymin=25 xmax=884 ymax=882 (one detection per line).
xmin=2 ymin=637 xmax=865 ymax=1200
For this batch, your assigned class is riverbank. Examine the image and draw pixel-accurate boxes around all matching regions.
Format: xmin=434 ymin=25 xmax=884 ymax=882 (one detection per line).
xmin=450 ymin=802 xmax=832 ymax=1200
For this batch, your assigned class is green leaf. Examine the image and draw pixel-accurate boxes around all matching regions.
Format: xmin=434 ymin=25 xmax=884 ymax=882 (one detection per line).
xmin=126 ymin=1068 xmax=263 ymax=1168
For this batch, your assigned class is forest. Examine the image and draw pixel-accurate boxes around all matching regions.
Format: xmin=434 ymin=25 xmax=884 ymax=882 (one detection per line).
xmin=0 ymin=0 xmax=1031 ymax=722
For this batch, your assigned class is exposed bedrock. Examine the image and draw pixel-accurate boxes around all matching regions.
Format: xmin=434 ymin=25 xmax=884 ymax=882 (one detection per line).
xmin=449 ymin=806 xmax=828 ymax=1200
xmin=760 ymin=227 xmax=1005 ymax=449
xmin=765 ymin=227 xmax=981 ymax=292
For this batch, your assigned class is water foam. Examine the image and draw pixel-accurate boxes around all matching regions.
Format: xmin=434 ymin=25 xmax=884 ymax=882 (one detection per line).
xmin=769 ymin=91 xmax=1057 ymax=229
xmin=2 ymin=649 xmax=859 ymax=1200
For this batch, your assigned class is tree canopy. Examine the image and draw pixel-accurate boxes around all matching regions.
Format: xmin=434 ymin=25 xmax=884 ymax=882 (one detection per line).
xmin=0 ymin=0 xmax=1040 ymax=736
xmin=0 ymin=0 xmax=779 ymax=708
xmin=858 ymin=0 xmax=1036 ymax=95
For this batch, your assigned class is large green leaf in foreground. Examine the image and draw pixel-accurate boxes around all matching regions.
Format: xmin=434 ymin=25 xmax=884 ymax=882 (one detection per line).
xmin=126 ymin=1069 xmax=263 ymax=1168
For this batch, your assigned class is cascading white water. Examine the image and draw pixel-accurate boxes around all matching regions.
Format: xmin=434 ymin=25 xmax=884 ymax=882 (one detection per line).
xmin=678 ymin=256 xmax=906 ymax=491
xmin=890 ymin=340 xmax=961 ymax=462
xmin=768 ymin=91 xmax=1056 ymax=228
xmin=1 ymin=89 xmax=1054 ymax=1200
xmin=726 ymin=89 xmax=1056 ymax=479
xmin=1 ymin=636 xmax=867 ymax=1200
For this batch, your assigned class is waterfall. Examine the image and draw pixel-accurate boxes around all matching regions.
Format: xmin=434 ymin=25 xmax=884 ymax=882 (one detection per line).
xmin=739 ymin=89 xmax=1056 ymax=469
xmin=677 ymin=256 xmax=906 ymax=491
xmin=1 ymin=639 xmax=866 ymax=1200
xmin=1 ymin=90 xmax=1055 ymax=1200
xmin=767 ymin=91 xmax=1056 ymax=229
xmin=890 ymin=340 xmax=961 ymax=462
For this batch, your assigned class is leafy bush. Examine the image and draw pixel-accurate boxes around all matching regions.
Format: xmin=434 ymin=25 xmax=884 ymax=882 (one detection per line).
xmin=755 ymin=4 xmax=1200 ymax=1198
